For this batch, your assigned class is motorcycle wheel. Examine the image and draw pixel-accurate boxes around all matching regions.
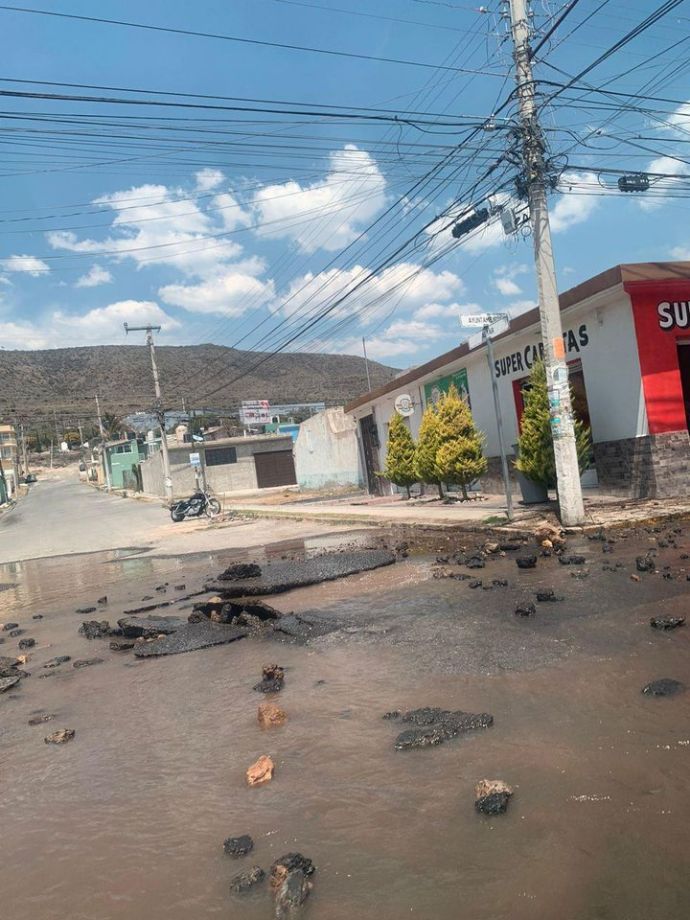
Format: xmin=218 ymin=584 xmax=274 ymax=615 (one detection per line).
xmin=206 ymin=498 xmax=221 ymax=517
xmin=170 ymin=507 xmax=185 ymax=522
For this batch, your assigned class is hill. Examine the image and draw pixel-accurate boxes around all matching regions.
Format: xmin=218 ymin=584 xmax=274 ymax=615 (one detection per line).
xmin=0 ymin=344 xmax=398 ymax=418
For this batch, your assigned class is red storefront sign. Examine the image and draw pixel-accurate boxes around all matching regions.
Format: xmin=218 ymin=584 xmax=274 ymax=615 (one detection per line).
xmin=626 ymin=279 xmax=690 ymax=434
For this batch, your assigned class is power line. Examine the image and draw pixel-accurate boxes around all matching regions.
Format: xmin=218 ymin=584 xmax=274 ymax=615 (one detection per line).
xmin=0 ymin=5 xmax=506 ymax=77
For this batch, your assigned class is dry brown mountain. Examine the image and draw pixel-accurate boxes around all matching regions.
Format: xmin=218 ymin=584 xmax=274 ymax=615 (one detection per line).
xmin=1 ymin=345 xmax=398 ymax=417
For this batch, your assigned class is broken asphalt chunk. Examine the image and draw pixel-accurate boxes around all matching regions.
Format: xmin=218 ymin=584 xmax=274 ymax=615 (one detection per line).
xmin=516 ymin=555 xmax=537 ymax=569
xmin=642 ymin=678 xmax=685 ymax=697
xmin=230 ymin=867 xmax=265 ymax=894
xmin=224 ymin=835 xmax=254 ymax=858
xmin=389 ymin=706 xmax=493 ymax=750
xmin=650 ymin=616 xmax=685 ymax=630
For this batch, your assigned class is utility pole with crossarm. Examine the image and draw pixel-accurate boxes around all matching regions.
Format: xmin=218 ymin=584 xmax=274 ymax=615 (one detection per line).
xmin=506 ymin=0 xmax=586 ymax=525
xmin=124 ymin=322 xmax=173 ymax=502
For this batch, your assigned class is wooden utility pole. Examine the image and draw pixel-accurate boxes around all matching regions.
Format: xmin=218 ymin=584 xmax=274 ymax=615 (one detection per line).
xmin=124 ymin=323 xmax=173 ymax=502
xmin=507 ymin=0 xmax=585 ymax=525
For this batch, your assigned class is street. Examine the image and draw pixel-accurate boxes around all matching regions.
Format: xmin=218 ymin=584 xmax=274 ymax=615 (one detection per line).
xmin=0 ymin=476 xmax=358 ymax=563
xmin=1 ymin=513 xmax=689 ymax=920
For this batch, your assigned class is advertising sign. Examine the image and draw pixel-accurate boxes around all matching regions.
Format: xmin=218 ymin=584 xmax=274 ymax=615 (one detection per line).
xmin=394 ymin=393 xmax=414 ymax=417
xmin=239 ymin=400 xmax=271 ymax=425
xmin=424 ymin=369 xmax=469 ymax=406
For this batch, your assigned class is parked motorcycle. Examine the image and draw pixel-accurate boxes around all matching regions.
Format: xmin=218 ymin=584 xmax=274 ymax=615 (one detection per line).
xmin=170 ymin=490 xmax=221 ymax=522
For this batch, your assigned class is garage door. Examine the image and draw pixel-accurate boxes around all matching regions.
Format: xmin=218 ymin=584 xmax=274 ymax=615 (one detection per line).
xmin=254 ymin=450 xmax=297 ymax=489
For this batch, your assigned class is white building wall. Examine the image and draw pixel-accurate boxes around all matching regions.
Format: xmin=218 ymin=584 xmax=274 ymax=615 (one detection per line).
xmin=295 ymin=408 xmax=362 ymax=489
xmin=351 ymin=284 xmax=647 ymax=474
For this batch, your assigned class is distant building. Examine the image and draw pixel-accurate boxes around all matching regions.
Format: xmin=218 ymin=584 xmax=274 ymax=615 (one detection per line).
xmin=0 ymin=424 xmax=19 ymax=500
xmin=140 ymin=433 xmax=297 ymax=498
xmin=102 ymin=438 xmax=145 ymax=491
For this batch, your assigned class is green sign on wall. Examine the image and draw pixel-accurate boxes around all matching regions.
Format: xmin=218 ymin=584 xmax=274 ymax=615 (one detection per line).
xmin=423 ymin=368 xmax=470 ymax=406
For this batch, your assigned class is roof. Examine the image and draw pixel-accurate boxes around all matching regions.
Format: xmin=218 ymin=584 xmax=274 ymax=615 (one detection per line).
xmin=169 ymin=433 xmax=291 ymax=450
xmin=345 ymin=261 xmax=690 ymax=413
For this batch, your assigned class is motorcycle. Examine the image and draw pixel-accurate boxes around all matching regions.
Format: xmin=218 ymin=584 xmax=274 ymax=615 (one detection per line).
xmin=170 ymin=490 xmax=221 ymax=522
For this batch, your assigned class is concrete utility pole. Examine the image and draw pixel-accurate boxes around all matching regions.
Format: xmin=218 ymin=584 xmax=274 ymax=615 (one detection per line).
xmin=507 ymin=0 xmax=585 ymax=526
xmin=19 ymin=420 xmax=28 ymax=476
xmin=124 ymin=322 xmax=173 ymax=502
xmin=483 ymin=325 xmax=513 ymax=522
xmin=362 ymin=337 xmax=372 ymax=391
xmin=95 ymin=393 xmax=112 ymax=492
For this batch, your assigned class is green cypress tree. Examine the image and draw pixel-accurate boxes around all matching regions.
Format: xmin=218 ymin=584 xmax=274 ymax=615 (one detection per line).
xmin=434 ymin=385 xmax=488 ymax=500
xmin=382 ymin=413 xmax=417 ymax=498
xmin=414 ymin=401 xmax=444 ymax=498
xmin=515 ymin=359 xmax=591 ymax=489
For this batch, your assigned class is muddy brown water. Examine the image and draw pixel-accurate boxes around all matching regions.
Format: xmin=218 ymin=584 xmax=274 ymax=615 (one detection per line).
xmin=1 ymin=530 xmax=689 ymax=920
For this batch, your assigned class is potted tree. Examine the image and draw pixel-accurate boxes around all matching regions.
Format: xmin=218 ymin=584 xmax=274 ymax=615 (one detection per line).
xmin=515 ymin=359 xmax=591 ymax=504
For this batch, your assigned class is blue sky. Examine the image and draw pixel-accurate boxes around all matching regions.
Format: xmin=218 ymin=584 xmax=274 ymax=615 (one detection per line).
xmin=0 ymin=0 xmax=688 ymax=367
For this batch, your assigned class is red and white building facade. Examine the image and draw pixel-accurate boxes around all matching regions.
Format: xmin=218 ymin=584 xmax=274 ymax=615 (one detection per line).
xmin=345 ymin=262 xmax=690 ymax=498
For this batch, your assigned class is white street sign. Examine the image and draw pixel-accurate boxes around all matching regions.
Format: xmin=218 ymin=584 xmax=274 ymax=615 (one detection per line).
xmin=189 ymin=452 xmax=201 ymax=468
xmin=460 ymin=312 xmax=507 ymax=327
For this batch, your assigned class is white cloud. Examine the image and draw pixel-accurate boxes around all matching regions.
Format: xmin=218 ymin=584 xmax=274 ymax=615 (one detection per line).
xmin=550 ymin=172 xmax=600 ymax=230
xmin=671 ymin=246 xmax=690 ymax=259
xmin=159 ymin=271 xmax=275 ymax=317
xmin=507 ymin=298 xmax=537 ymax=317
xmin=639 ymin=156 xmax=690 ymax=212
xmin=385 ymin=319 xmax=444 ymax=341
xmin=195 ymin=168 xmax=225 ymax=191
xmin=47 ymin=182 xmax=249 ymax=277
xmin=281 ymin=263 xmax=464 ymax=326
xmin=0 ymin=300 xmax=180 ymax=350
xmin=0 ymin=254 xmax=50 ymax=276
xmin=75 ymin=264 xmax=113 ymax=288
xmin=253 ymin=145 xmax=387 ymax=253
xmin=660 ymin=100 xmax=690 ymax=132
xmin=494 ymin=277 xmax=521 ymax=296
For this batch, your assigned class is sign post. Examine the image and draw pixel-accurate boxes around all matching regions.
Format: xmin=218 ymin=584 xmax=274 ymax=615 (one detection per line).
xmin=461 ymin=313 xmax=513 ymax=521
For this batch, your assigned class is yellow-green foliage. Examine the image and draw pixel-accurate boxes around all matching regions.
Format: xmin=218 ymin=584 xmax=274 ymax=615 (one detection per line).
xmin=383 ymin=414 xmax=417 ymax=495
xmin=515 ymin=359 xmax=591 ymax=488
xmin=434 ymin=385 xmax=488 ymax=498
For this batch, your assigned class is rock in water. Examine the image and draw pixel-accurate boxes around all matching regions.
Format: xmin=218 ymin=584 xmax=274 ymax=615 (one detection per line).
xmin=254 ymin=664 xmax=285 ymax=693
xmin=45 ymin=728 xmax=75 ymax=744
xmin=0 ymin=675 xmax=20 ymax=693
xmin=2 ymin=622 xmax=19 ymax=631
xmin=514 ymin=603 xmax=536 ymax=617
xmin=270 ymin=854 xmax=315 ymax=889
xmin=75 ymin=606 xmax=97 ymax=614
xmin=475 ymin=779 xmax=514 ymax=815
xmin=558 ymin=554 xmax=586 ymax=566
xmin=218 ymin=562 xmax=263 ymax=581
xmin=246 ymin=755 xmax=275 ymax=786
xmin=110 ymin=638 xmax=136 ymax=651
xmin=258 ymin=702 xmax=288 ymax=728
xmin=650 ymin=616 xmax=685 ymax=630
xmin=43 ymin=655 xmax=71 ymax=668
xmin=97 ymin=596 xmax=108 ymax=605
xmin=535 ymin=590 xmax=563 ymax=602
xmin=79 ymin=620 xmax=111 ymax=639
xmin=28 ymin=713 xmax=55 ymax=725
xmin=516 ymin=555 xmax=537 ymax=569
xmin=18 ymin=637 xmax=36 ymax=649
xmin=389 ymin=707 xmax=493 ymax=750
xmin=73 ymin=658 xmax=104 ymax=669
xmin=466 ymin=556 xmax=485 ymax=570
xmin=274 ymin=870 xmax=311 ymax=919
xmin=230 ymin=866 xmax=265 ymax=894
xmin=636 ymin=555 xmax=656 ymax=573
xmin=223 ymin=835 xmax=254 ymax=858
xmin=642 ymin=678 xmax=685 ymax=697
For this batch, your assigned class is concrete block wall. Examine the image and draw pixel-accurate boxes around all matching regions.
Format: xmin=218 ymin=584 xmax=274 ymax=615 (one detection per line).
xmin=594 ymin=431 xmax=690 ymax=497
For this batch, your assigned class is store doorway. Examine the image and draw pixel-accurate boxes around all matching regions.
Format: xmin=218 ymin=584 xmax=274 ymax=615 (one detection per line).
xmin=676 ymin=341 xmax=690 ymax=430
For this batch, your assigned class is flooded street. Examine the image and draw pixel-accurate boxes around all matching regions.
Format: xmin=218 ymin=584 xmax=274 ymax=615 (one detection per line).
xmin=1 ymin=527 xmax=689 ymax=920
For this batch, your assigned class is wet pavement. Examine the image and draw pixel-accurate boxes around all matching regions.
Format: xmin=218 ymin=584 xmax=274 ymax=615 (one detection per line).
xmin=1 ymin=527 xmax=689 ymax=919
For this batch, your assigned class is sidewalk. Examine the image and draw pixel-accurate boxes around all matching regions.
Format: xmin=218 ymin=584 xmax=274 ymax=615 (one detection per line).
xmin=222 ymin=489 xmax=690 ymax=534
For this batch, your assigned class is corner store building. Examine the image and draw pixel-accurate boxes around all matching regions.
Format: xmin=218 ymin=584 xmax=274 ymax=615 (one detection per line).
xmin=345 ymin=262 xmax=690 ymax=499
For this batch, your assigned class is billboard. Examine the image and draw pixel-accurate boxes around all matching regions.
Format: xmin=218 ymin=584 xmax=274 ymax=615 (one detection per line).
xmin=239 ymin=400 xmax=271 ymax=425
xmin=423 ymin=369 xmax=470 ymax=407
